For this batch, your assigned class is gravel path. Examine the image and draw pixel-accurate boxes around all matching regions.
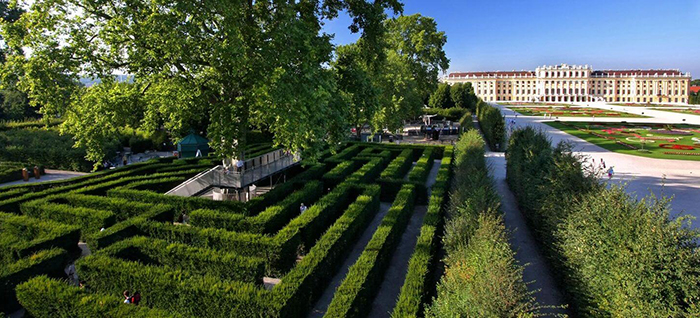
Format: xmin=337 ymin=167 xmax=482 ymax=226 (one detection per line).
xmin=0 ymin=169 xmax=87 ymax=189
xmin=308 ymin=201 xmax=392 ymax=318
xmin=486 ymin=151 xmax=570 ymax=316
xmin=367 ymin=159 xmax=442 ymax=318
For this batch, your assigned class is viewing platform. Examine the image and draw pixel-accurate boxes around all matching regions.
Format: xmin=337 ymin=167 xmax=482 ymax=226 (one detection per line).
xmin=165 ymin=149 xmax=301 ymax=198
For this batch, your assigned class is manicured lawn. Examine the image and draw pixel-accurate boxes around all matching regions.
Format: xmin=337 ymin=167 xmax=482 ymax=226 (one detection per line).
xmin=546 ymin=121 xmax=700 ymax=161
xmin=507 ymin=106 xmax=646 ymax=118
xmin=650 ymin=108 xmax=700 ymax=116
xmin=500 ymin=102 xmax=574 ymax=107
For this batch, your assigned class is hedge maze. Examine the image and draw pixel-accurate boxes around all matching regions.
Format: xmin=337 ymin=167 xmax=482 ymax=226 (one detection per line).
xmin=0 ymin=142 xmax=453 ymax=317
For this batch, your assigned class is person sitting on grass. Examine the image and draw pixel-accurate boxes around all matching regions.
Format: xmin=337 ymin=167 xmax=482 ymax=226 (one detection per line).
xmin=123 ymin=290 xmax=131 ymax=304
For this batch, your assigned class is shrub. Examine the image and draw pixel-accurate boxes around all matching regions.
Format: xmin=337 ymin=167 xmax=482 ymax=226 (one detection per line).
xmin=324 ymin=144 xmax=364 ymax=163
xmin=99 ymin=236 xmax=265 ymax=285
xmin=20 ymin=202 xmax=116 ymax=239
xmin=17 ymin=276 xmax=182 ymax=317
xmin=75 ymin=254 xmax=270 ymax=317
xmin=557 ymin=186 xmax=700 ymax=317
xmin=323 ymin=160 xmax=361 ymax=188
xmin=1 ymin=248 xmax=70 ymax=312
xmin=272 ymin=186 xmax=380 ymax=317
xmin=42 ymin=193 xmax=158 ymax=222
xmin=247 ymin=163 xmax=326 ymax=215
xmin=324 ymin=184 xmax=416 ymax=318
xmin=476 ymin=100 xmax=506 ymax=151
xmin=427 ymin=131 xmax=539 ymax=317
xmin=233 ymin=180 xmax=323 ymax=234
xmin=0 ymin=212 xmax=80 ymax=263
xmin=107 ymin=187 xmax=245 ymax=217
xmin=84 ymin=204 xmax=176 ymax=250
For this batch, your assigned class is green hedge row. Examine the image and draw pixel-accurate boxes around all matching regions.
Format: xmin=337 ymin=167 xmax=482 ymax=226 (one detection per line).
xmin=0 ymin=212 xmax=80 ymax=263
xmin=324 ymin=184 xmax=417 ymax=318
xmin=247 ymin=163 xmax=327 ymax=215
xmin=458 ymin=110 xmax=473 ymax=133
xmin=17 ymin=276 xmax=182 ymax=317
xmin=507 ymin=127 xmax=700 ymax=316
xmin=0 ymin=156 xmax=174 ymax=194
xmin=42 ymin=193 xmax=157 ymax=221
xmin=230 ymin=180 xmax=324 ymax=234
xmin=391 ymin=147 xmax=453 ymax=317
xmin=84 ymin=204 xmax=176 ymax=250
xmin=107 ymin=187 xmax=245 ymax=217
xmin=476 ymin=99 xmax=506 ymax=151
xmin=407 ymin=148 xmax=437 ymax=204
xmin=323 ymin=160 xmax=361 ymax=188
xmin=75 ymin=254 xmax=270 ymax=317
xmin=0 ymin=160 xmax=178 ymax=212
xmin=20 ymin=202 xmax=115 ymax=239
xmin=272 ymin=185 xmax=381 ymax=317
xmin=0 ymin=188 xmax=28 ymax=201
xmin=427 ymin=130 xmax=538 ymax=317
xmin=73 ymin=168 xmax=201 ymax=196
xmin=379 ymin=149 xmax=415 ymax=180
xmin=324 ymin=144 xmax=364 ymax=163
xmin=345 ymin=157 xmax=389 ymax=184
xmin=1 ymin=248 xmax=71 ymax=313
xmin=99 ymin=236 xmax=265 ymax=285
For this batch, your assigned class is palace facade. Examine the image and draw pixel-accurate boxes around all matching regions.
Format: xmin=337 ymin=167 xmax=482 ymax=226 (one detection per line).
xmin=443 ymin=64 xmax=691 ymax=104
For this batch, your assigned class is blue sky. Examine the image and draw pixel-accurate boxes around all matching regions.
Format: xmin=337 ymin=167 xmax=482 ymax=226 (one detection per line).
xmin=322 ymin=0 xmax=700 ymax=78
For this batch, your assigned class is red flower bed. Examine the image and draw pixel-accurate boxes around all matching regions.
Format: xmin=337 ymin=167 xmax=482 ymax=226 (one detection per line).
xmin=659 ymin=144 xmax=695 ymax=150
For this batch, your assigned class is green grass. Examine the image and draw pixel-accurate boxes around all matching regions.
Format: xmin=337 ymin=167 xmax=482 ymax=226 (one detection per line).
xmin=507 ymin=106 xmax=646 ymax=118
xmin=650 ymin=108 xmax=700 ymax=116
xmin=545 ymin=121 xmax=700 ymax=161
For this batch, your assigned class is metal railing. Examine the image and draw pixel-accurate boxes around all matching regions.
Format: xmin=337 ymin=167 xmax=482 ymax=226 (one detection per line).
xmin=166 ymin=149 xmax=300 ymax=197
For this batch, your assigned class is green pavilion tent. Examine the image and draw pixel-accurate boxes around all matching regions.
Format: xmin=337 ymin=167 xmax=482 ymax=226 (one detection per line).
xmin=176 ymin=133 xmax=210 ymax=158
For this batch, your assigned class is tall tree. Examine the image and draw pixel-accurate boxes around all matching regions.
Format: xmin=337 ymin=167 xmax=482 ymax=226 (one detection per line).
xmin=374 ymin=14 xmax=449 ymax=130
xmin=333 ymin=43 xmax=379 ymax=138
xmin=1 ymin=0 xmax=402 ymax=165
xmin=450 ymin=83 xmax=467 ymax=108
xmin=429 ymin=83 xmax=453 ymax=109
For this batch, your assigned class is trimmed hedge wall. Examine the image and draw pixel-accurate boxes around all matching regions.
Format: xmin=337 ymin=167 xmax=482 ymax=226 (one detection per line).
xmin=75 ymin=254 xmax=270 ymax=317
xmin=246 ymin=163 xmax=327 ymax=215
xmin=1 ymin=248 xmax=70 ymax=313
xmin=324 ymin=144 xmax=364 ymax=163
xmin=323 ymin=160 xmax=361 ymax=188
xmin=17 ymin=276 xmax=182 ymax=317
xmin=427 ymin=130 xmax=538 ymax=317
xmin=231 ymin=180 xmax=324 ymax=234
xmin=84 ymin=204 xmax=176 ymax=250
xmin=20 ymin=202 xmax=116 ymax=239
xmin=0 ymin=212 xmax=80 ymax=263
xmin=272 ymin=185 xmax=381 ymax=317
xmin=476 ymin=99 xmax=506 ymax=151
xmin=324 ymin=184 xmax=417 ymax=318
xmin=41 ymin=193 xmax=158 ymax=221
xmin=99 ymin=236 xmax=265 ymax=285
xmin=107 ymin=187 xmax=245 ymax=217
xmin=391 ymin=147 xmax=452 ymax=317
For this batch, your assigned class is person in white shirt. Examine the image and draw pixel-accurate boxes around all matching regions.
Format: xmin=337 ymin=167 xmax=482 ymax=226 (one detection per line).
xmin=300 ymin=203 xmax=307 ymax=213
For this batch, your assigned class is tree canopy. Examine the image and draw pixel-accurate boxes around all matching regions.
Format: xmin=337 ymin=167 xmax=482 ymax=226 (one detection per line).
xmin=1 ymin=0 xmax=404 ymax=164
xmin=429 ymin=83 xmax=453 ymax=109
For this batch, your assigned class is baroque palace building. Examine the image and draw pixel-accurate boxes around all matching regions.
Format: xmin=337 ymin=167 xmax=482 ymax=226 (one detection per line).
xmin=443 ymin=64 xmax=691 ymax=104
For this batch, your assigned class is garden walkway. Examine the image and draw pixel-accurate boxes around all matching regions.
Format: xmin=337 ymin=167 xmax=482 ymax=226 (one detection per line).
xmin=496 ymin=103 xmax=700 ymax=228
xmin=486 ymin=151 xmax=570 ymax=316
xmin=366 ymin=159 xmax=442 ymax=318
xmin=0 ymin=169 xmax=87 ymax=188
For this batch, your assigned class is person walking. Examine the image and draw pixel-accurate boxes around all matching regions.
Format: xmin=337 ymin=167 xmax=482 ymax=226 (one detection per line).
xmin=600 ymin=158 xmax=606 ymax=169
xmin=607 ymin=166 xmax=614 ymax=179
xmin=300 ymin=203 xmax=307 ymax=213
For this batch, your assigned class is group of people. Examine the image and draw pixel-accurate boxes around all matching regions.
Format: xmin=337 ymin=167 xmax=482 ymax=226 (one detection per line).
xmin=123 ymin=290 xmax=142 ymax=305
xmin=593 ymin=158 xmax=614 ymax=179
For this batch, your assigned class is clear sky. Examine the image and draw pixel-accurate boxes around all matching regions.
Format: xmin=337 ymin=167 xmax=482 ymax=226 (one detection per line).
xmin=322 ymin=0 xmax=700 ymax=78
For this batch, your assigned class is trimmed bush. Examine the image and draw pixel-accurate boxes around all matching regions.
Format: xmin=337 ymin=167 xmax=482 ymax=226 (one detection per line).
xmin=189 ymin=208 xmax=246 ymax=230
xmin=233 ymin=180 xmax=324 ymax=234
xmin=0 ymin=212 xmax=80 ymax=263
xmin=42 ymin=193 xmax=159 ymax=221
xmin=324 ymin=144 xmax=364 ymax=163
xmin=476 ymin=99 xmax=506 ymax=151
xmin=427 ymin=130 xmax=539 ymax=317
xmin=1 ymin=248 xmax=70 ymax=312
xmin=272 ymin=185 xmax=381 ymax=317
xmin=324 ymin=184 xmax=417 ymax=318
xmin=323 ymin=160 xmax=361 ymax=188
xmin=99 ymin=236 xmax=265 ymax=285
xmin=75 ymin=254 xmax=270 ymax=317
xmin=107 ymin=187 xmax=245 ymax=217
xmin=84 ymin=204 xmax=176 ymax=250
xmin=246 ymin=163 xmax=327 ymax=215
xmin=17 ymin=276 xmax=182 ymax=317
xmin=21 ymin=202 xmax=116 ymax=239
